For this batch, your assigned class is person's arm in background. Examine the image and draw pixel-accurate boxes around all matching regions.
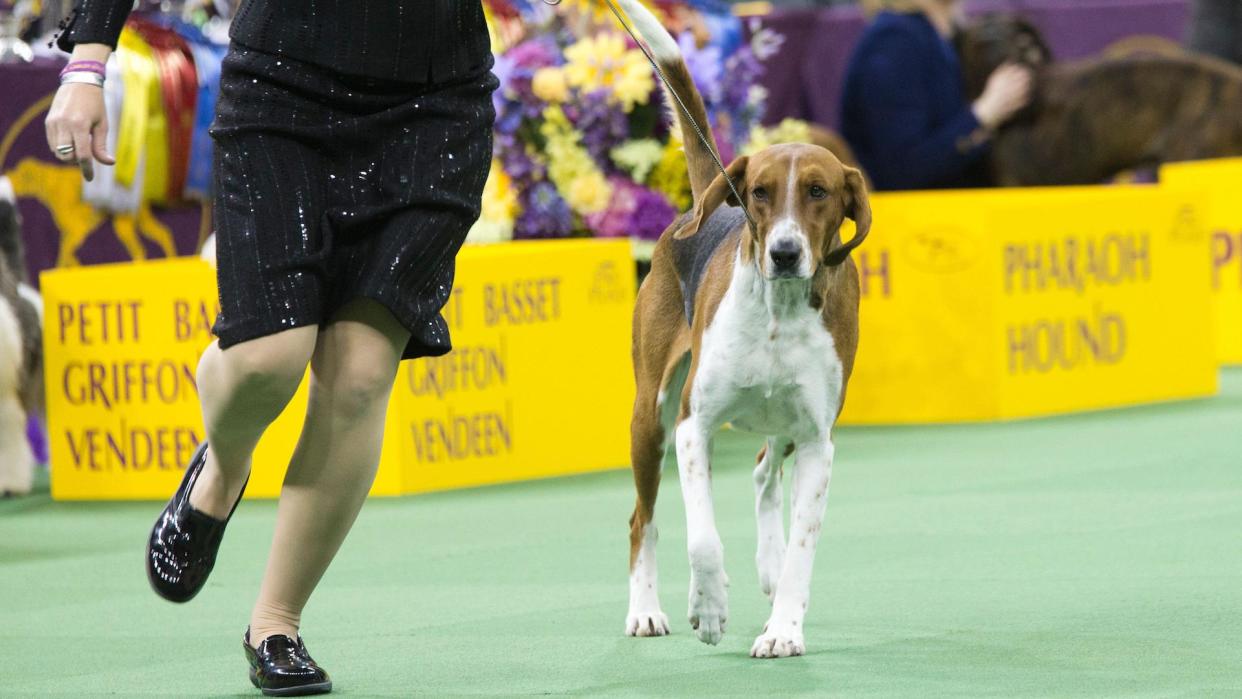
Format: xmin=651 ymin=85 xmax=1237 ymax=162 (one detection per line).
xmin=852 ymin=29 xmax=1030 ymax=190
xmin=45 ymin=0 xmax=134 ymax=180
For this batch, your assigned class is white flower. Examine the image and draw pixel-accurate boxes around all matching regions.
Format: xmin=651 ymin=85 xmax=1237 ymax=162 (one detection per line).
xmin=748 ymin=20 xmax=785 ymax=62
xmin=747 ymin=84 xmax=769 ymax=109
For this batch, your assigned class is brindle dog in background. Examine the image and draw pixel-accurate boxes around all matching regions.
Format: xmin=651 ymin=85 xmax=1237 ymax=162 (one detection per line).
xmin=956 ymin=14 xmax=1242 ymax=186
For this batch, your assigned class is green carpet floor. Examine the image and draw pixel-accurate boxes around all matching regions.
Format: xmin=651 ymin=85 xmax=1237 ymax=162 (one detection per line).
xmin=3 ymin=372 xmax=1241 ymax=697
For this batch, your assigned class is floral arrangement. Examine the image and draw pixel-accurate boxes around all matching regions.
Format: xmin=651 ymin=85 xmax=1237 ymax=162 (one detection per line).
xmin=470 ymin=0 xmax=790 ymax=249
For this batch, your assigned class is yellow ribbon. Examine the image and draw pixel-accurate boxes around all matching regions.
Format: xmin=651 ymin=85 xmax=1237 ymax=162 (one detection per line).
xmin=115 ymin=29 xmax=169 ymax=202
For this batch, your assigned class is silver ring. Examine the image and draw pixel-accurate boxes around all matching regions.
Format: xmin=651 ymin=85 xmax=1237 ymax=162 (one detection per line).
xmin=56 ymin=144 xmax=75 ymax=155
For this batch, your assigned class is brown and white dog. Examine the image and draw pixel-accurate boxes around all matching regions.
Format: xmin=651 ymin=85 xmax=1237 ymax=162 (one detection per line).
xmin=617 ymin=0 xmax=870 ymax=658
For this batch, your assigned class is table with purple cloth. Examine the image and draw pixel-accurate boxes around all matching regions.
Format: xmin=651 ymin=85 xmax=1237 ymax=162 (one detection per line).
xmin=0 ymin=57 xmax=207 ymax=287
xmin=752 ymin=0 xmax=1192 ymax=130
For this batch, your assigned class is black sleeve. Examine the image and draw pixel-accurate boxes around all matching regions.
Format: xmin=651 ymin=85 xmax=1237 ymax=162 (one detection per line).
xmin=56 ymin=0 xmax=135 ymax=53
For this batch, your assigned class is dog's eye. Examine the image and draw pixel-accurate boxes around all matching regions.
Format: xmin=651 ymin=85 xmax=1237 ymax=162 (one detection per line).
xmin=809 ymin=185 xmax=827 ymax=200
xmin=751 ymin=187 xmax=768 ymax=202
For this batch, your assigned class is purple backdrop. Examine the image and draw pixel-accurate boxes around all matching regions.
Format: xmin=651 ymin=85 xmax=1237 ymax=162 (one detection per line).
xmin=0 ymin=57 xmax=206 ymax=288
xmin=753 ymin=0 xmax=1192 ymax=130
xmin=1 ymin=0 xmax=1192 ymax=286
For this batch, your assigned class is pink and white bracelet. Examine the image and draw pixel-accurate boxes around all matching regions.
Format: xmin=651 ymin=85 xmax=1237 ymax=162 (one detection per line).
xmin=60 ymin=60 xmax=106 ymax=77
xmin=60 ymin=60 xmax=107 ymax=87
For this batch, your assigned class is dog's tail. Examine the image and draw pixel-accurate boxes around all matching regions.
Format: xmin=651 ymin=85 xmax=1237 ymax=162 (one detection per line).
xmin=613 ymin=0 xmax=721 ymax=203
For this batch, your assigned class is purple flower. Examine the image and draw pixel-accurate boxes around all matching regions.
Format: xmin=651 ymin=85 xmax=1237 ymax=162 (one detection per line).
xmin=584 ymin=178 xmax=635 ymax=239
xmin=564 ymin=91 xmax=629 ymax=167
xmin=679 ymin=31 xmax=724 ymax=105
xmin=503 ymin=145 xmax=542 ymax=182
xmin=515 ymin=181 xmax=574 ymax=239
xmin=492 ymin=52 xmax=517 ymax=116
xmin=717 ymin=138 xmax=736 ymax=167
xmin=488 ymin=10 xmax=778 ymax=244
xmin=494 ymin=108 xmax=522 ymax=136
xmin=586 ymin=177 xmax=677 ymax=240
xmin=495 ymin=131 xmax=543 ymax=182
xmin=496 ymin=36 xmax=565 ymax=123
xmin=712 ymin=46 xmax=766 ymax=151
xmin=722 ymin=46 xmax=763 ymax=114
xmin=507 ymin=36 xmax=561 ymax=71
xmin=628 ymin=186 xmax=678 ymax=241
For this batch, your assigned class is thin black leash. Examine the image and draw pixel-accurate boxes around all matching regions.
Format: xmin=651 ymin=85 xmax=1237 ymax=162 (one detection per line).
xmin=540 ymin=0 xmax=758 ymax=234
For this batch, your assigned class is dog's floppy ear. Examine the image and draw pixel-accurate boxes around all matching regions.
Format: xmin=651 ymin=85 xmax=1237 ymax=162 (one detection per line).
xmin=673 ymin=156 xmax=748 ymax=239
xmin=824 ymin=166 xmax=871 ymax=266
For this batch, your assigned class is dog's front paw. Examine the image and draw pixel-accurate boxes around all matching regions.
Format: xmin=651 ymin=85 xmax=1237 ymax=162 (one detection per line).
xmin=625 ymin=609 xmax=670 ymax=637
xmin=687 ymin=569 xmax=729 ymax=645
xmin=688 ymin=608 xmax=727 ymax=645
xmin=750 ymin=623 xmax=805 ymax=659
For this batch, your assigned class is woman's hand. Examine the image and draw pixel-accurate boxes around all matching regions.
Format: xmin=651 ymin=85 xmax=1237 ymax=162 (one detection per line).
xmin=45 ymin=47 xmax=115 ymax=182
xmin=972 ymin=63 xmax=1034 ymax=130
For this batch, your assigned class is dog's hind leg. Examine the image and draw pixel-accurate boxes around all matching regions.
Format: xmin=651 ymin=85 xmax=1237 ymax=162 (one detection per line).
xmin=626 ymin=381 xmax=671 ymax=637
xmin=754 ymin=438 xmax=794 ymax=602
xmin=627 ymin=351 xmax=689 ymax=637
xmin=751 ymin=437 xmax=834 ymax=659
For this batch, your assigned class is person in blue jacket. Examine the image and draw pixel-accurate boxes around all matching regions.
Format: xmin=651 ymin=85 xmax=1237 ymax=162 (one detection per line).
xmin=841 ymin=0 xmax=1033 ymax=190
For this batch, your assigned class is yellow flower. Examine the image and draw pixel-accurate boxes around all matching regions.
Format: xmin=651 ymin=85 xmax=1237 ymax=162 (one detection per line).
xmin=741 ymin=118 xmax=814 ymax=156
xmin=612 ymin=63 xmax=656 ymax=113
xmin=611 ymin=138 xmax=665 ymax=184
xmin=480 ymin=159 xmax=518 ymax=222
xmin=465 ymin=219 xmax=513 ymax=245
xmin=558 ymin=0 xmax=614 ymax=24
xmin=557 ymin=0 xmax=664 ymax=28
xmin=539 ymin=106 xmax=610 ymax=214
xmin=648 ymin=133 xmax=693 ymax=211
xmin=565 ymin=172 xmax=611 ymax=213
xmin=468 ymin=160 xmax=517 ymax=244
xmin=532 ymin=67 xmax=570 ymax=103
xmin=563 ymin=33 xmax=654 ymax=112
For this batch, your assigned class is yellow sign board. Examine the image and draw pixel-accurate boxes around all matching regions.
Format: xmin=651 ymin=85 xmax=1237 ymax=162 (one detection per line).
xmin=840 ymin=184 xmax=1217 ymax=424
xmin=388 ymin=241 xmax=636 ymax=494
xmin=1160 ymin=158 xmax=1242 ymax=365
xmin=42 ymin=241 xmax=636 ymax=500
xmin=41 ymin=185 xmax=1224 ymax=499
xmin=41 ymin=259 xmax=216 ymax=499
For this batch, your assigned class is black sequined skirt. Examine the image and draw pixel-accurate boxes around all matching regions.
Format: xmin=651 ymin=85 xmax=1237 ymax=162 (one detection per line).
xmin=209 ymin=44 xmax=497 ymax=359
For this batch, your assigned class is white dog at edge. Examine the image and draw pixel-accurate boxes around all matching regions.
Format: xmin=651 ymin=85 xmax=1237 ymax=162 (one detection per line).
xmin=0 ymin=177 xmax=41 ymax=495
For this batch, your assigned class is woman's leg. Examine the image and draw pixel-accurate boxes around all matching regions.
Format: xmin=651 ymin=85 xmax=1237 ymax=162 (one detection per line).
xmin=248 ymin=299 xmax=410 ymax=643
xmin=188 ymin=326 xmax=319 ymax=518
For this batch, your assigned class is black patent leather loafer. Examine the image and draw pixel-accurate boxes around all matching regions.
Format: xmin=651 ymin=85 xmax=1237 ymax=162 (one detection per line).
xmin=146 ymin=441 xmax=247 ymax=602
xmin=244 ymin=630 xmax=333 ymax=696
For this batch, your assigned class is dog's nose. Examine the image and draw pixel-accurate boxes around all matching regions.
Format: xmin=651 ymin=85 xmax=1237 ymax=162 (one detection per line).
xmin=769 ymin=239 xmax=802 ymax=271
